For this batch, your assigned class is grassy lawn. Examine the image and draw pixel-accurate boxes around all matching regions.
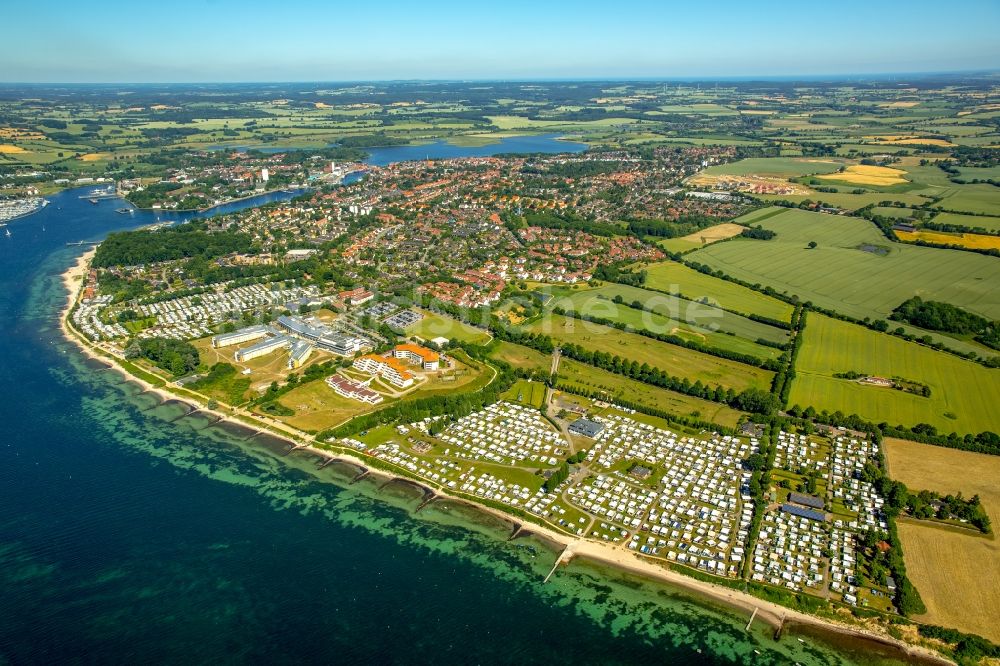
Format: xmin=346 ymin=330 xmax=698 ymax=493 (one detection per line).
xmin=274 ymin=379 xmax=374 ymax=432
xmin=642 ymin=261 xmax=794 ymax=322
xmin=557 ymin=358 xmax=746 ymax=428
xmin=789 ymin=313 xmax=1000 ymax=435
xmin=524 ymin=313 xmax=774 ymax=392
xmin=405 ymin=309 xmax=492 ymax=344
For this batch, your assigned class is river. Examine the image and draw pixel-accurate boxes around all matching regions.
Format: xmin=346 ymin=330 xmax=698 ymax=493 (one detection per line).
xmin=0 ymin=187 xmax=925 ymax=665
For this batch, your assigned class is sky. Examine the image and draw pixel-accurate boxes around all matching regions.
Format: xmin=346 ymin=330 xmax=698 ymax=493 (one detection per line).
xmin=3 ymin=0 xmax=999 ymax=82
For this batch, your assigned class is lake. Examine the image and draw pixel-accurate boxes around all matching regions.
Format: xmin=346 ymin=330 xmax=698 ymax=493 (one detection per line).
xmin=362 ymin=134 xmax=587 ymax=166
xmin=206 ymin=133 xmax=587 ymax=165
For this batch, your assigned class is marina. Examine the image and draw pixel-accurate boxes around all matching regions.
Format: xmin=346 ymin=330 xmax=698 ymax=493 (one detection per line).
xmin=0 ymin=196 xmax=48 ymax=223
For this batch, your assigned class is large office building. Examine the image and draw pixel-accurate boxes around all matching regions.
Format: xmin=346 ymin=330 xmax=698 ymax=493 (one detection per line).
xmin=277 ymin=314 xmax=365 ymax=357
xmin=353 ymin=354 xmax=414 ymax=388
xmin=212 ymin=324 xmax=268 ymax=348
xmin=277 ymin=315 xmax=323 ymax=340
xmin=235 ymin=335 xmax=291 ymax=362
xmin=318 ymin=333 xmax=364 ymax=357
xmin=287 ymin=340 xmax=314 ymax=369
xmin=393 ymin=344 xmax=440 ymax=371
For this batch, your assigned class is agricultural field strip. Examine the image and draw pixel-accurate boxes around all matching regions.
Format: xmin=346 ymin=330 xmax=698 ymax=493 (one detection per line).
xmin=523 ymin=313 xmax=774 ymax=392
xmin=884 ymin=439 xmax=1000 ymax=642
xmin=642 ymin=261 xmax=795 ymax=323
xmin=556 ymin=358 xmax=746 ymax=428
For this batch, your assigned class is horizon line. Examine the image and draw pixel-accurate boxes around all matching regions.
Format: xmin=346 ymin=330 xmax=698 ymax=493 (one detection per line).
xmin=2 ymin=68 xmax=999 ymax=87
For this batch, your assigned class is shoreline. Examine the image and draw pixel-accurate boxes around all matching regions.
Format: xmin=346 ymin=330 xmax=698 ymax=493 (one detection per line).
xmin=123 ymin=186 xmax=310 ymax=215
xmin=57 ymin=248 xmax=952 ymax=665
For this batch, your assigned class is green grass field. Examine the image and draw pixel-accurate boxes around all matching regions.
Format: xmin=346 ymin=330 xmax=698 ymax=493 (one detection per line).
xmin=551 ymin=286 xmax=785 ymax=361
xmin=933 ymin=183 xmax=1000 ymax=216
xmin=487 ymin=340 xmax=552 ymax=373
xmin=689 ymin=208 xmax=1000 ymax=322
xmin=556 ymin=358 xmax=746 ymax=428
xmin=693 ymin=157 xmax=844 ymax=177
xmin=501 ymin=378 xmax=546 ymax=408
xmin=276 ymin=379 xmax=374 ymax=432
xmin=756 ymin=191 xmax=936 ymax=211
xmin=553 ymin=283 xmax=789 ymax=344
xmin=523 ymin=313 xmax=774 ymax=392
xmin=642 ymin=261 xmax=794 ymax=322
xmin=930 ymin=211 xmax=1000 ymax=233
xmin=406 ymin=309 xmax=493 ymax=344
xmin=789 ymin=314 xmax=1000 ymax=436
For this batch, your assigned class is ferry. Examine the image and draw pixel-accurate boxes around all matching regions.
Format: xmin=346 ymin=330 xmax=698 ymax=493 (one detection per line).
xmin=79 ymin=184 xmax=118 ymax=201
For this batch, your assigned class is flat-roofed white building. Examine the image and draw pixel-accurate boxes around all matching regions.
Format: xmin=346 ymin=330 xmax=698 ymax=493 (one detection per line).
xmin=235 ymin=335 xmax=291 ymax=362
xmin=288 ymin=340 xmax=313 ymax=369
xmin=212 ymin=324 xmax=268 ymax=348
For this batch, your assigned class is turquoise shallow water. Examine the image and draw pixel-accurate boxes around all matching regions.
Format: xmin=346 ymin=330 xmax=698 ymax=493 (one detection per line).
xmin=0 ymin=188 xmax=922 ymax=665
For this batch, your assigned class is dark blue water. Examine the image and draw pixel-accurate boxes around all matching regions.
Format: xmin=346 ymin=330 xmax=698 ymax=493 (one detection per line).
xmin=207 ymin=134 xmax=587 ymax=164
xmin=362 ymin=134 xmax=587 ymax=166
xmin=0 ymin=188 xmax=917 ymax=665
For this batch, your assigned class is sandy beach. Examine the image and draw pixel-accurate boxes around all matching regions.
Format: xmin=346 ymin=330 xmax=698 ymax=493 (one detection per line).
xmin=58 ymin=248 xmax=953 ymax=665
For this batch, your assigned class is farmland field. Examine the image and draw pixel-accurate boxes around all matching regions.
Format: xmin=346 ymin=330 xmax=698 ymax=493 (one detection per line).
xmin=554 ymin=283 xmax=789 ymax=345
xmin=930 ymin=211 xmax=1000 ymax=233
xmin=551 ymin=286 xmax=785 ymax=361
xmin=755 ymin=191 xmax=934 ymax=211
xmin=523 ymin=313 xmax=774 ymax=392
xmin=642 ymin=261 xmax=794 ymax=322
xmin=933 ymin=183 xmax=1000 ymax=216
xmin=692 ymin=157 xmax=843 ymax=177
xmin=895 ymin=228 xmax=1000 ymax=251
xmin=816 ymin=164 xmax=908 ymax=187
xmin=657 ymin=222 xmax=744 ymax=253
xmin=789 ymin=314 xmax=1000 ymax=435
xmin=884 ymin=438 xmax=1000 ymax=642
xmin=689 ymin=208 xmax=1000 ymax=322
xmin=556 ymin=358 xmax=746 ymax=428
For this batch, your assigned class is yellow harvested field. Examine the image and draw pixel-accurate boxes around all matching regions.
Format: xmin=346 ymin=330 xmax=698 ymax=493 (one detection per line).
xmin=864 ymin=135 xmax=956 ymax=148
xmin=817 ymin=164 xmax=908 ymax=186
xmin=78 ymin=152 xmax=110 ymax=162
xmin=880 ymin=101 xmax=920 ymax=108
xmin=895 ymin=229 xmax=1000 ymax=251
xmin=675 ymin=222 xmax=745 ymax=246
xmin=0 ymin=144 xmax=27 ymax=154
xmin=884 ymin=438 xmax=1000 ymax=642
